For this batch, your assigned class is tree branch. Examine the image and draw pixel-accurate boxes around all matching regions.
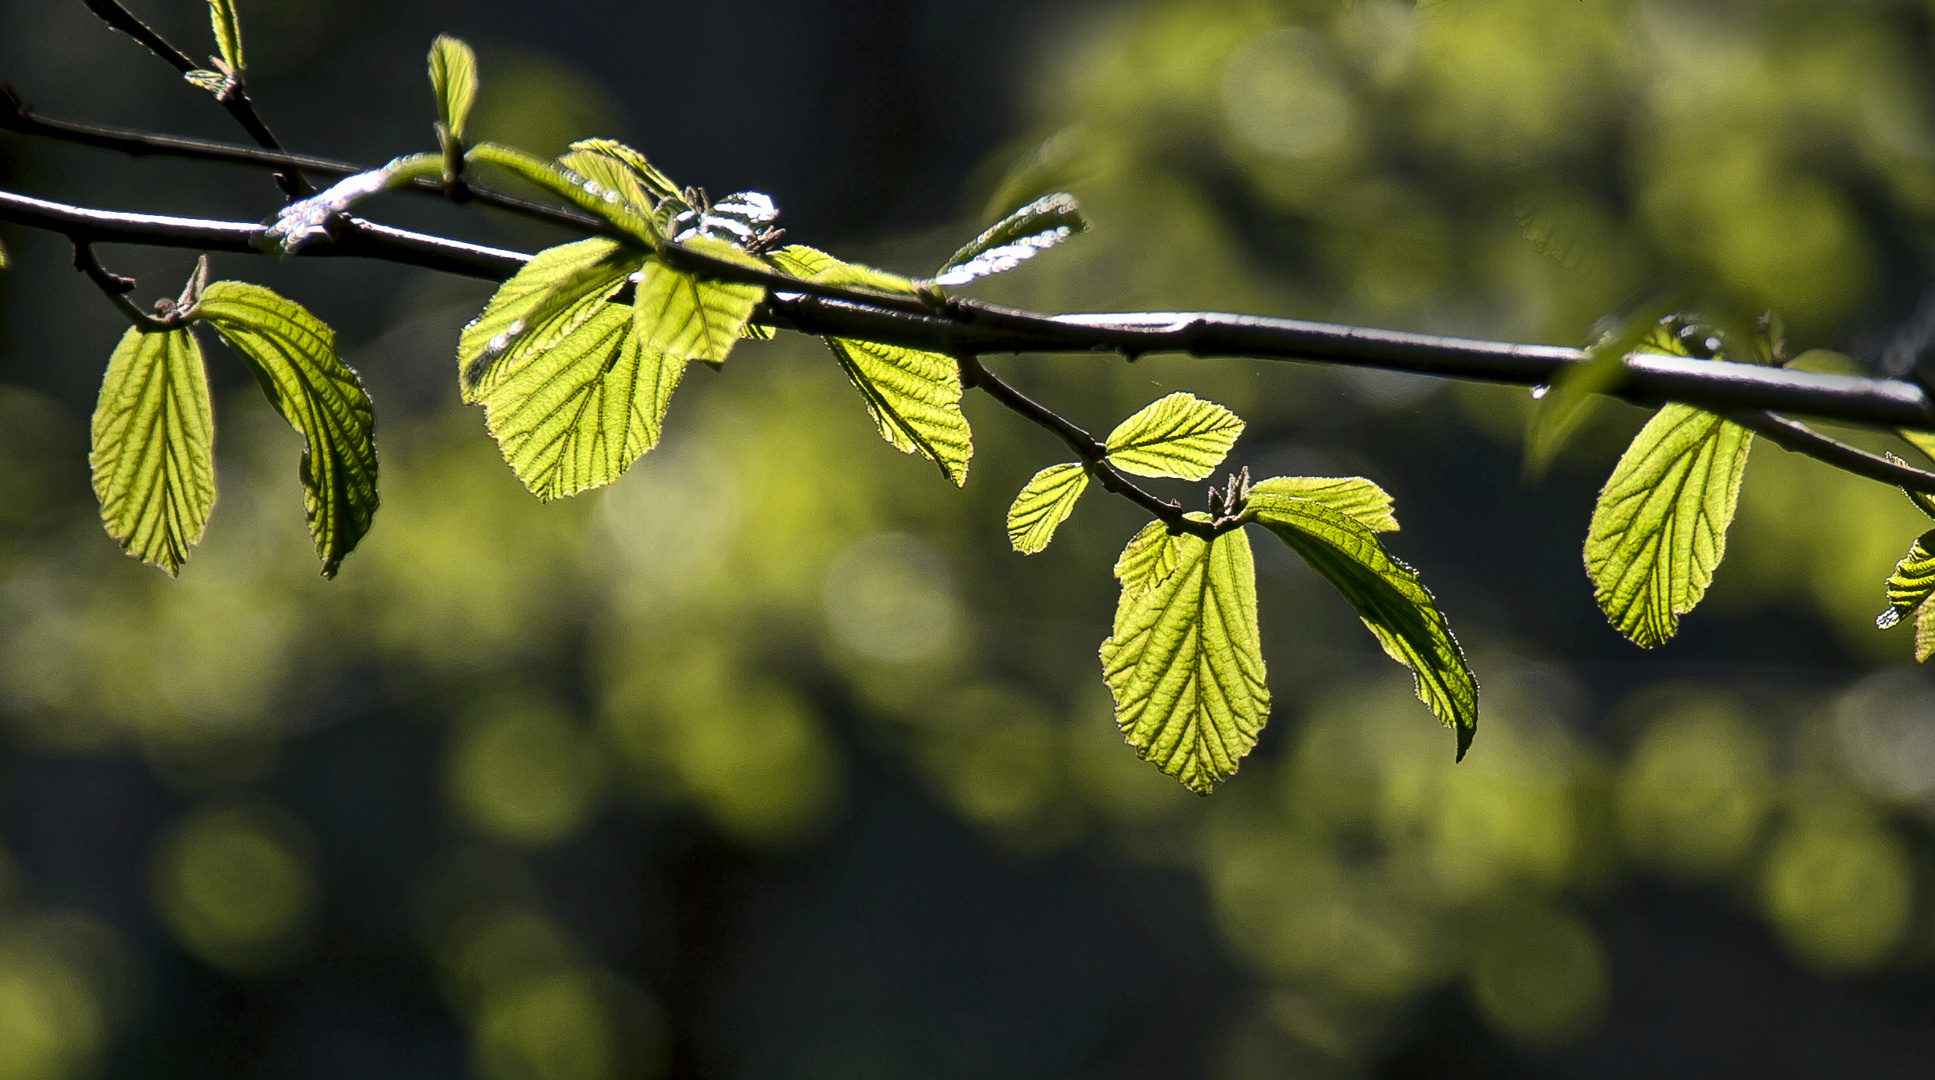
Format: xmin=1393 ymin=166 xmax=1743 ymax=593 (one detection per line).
xmin=77 ymin=0 xmax=312 ymax=195
xmin=0 ymin=85 xmax=602 ymax=233
xmin=9 ymin=183 xmax=1935 ymax=501
xmin=1724 ymin=410 xmax=1935 ymax=495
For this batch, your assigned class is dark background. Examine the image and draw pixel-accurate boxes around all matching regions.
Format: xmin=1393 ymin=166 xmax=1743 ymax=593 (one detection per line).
xmin=5 ymin=1 xmax=1935 ymax=1078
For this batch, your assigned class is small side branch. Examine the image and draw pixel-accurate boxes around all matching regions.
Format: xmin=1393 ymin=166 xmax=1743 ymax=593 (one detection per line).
xmin=1725 ymin=409 xmax=1935 ymax=495
xmin=77 ymin=0 xmax=311 ymax=195
xmin=959 ymin=354 xmax=1216 ymax=538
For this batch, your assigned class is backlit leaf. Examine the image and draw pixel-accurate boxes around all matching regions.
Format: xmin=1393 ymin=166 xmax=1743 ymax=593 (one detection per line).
xmin=458 ymin=237 xmax=637 ymax=398
xmin=826 ymin=338 xmax=972 ymax=486
xmin=207 ymin=0 xmax=242 ymax=74
xmin=427 ymin=35 xmax=478 ymax=141
xmin=197 ymin=282 xmax=378 ymax=577
xmin=766 ymin=245 xmax=918 ymax=296
xmin=566 ymin=139 xmax=679 ymax=204
xmin=934 ymin=193 xmax=1087 ymax=286
xmin=1007 ymin=463 xmax=1087 ymax=553
xmin=1877 ymin=530 xmax=1935 ymax=662
xmin=1115 ymin=521 xmax=1181 ymax=601
xmin=90 ymin=327 xmax=215 ymax=575
xmin=1247 ymin=476 xmax=1397 ymax=533
xmin=474 ymin=303 xmax=681 ymax=500
xmin=1244 ymin=491 xmax=1477 ymax=758
xmin=466 ymin=142 xmax=659 ymax=247
xmin=1100 ymin=527 xmax=1269 ymax=794
xmin=1584 ymin=404 xmax=1754 ymax=648
xmin=1105 ymin=392 xmax=1244 ymax=480
xmin=632 ymin=250 xmax=764 ymax=365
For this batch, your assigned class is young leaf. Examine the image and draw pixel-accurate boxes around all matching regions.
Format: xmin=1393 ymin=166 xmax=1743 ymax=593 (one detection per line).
xmin=196 ymin=282 xmax=378 ymax=578
xmin=457 ymin=238 xmax=638 ymax=398
xmin=427 ymin=35 xmax=478 ymax=142
xmin=566 ymin=139 xmax=679 ymax=204
xmin=90 ymin=327 xmax=215 ymax=575
xmin=1007 ymin=463 xmax=1088 ymax=553
xmin=1526 ymin=302 xmax=1675 ymax=474
xmin=1244 ymin=492 xmax=1478 ymax=758
xmin=555 ymin=149 xmax=661 ymax=223
xmin=631 ymin=252 xmax=764 ymax=365
xmin=466 ymin=142 xmax=659 ymax=248
xmin=1115 ymin=521 xmax=1182 ymax=600
xmin=826 ymin=338 xmax=973 ymax=486
xmin=766 ymin=245 xmax=918 ymax=296
xmin=1246 ymin=476 xmax=1397 ymax=533
xmin=207 ymin=0 xmax=242 ymax=75
xmin=1900 ymin=428 xmax=1935 ymax=468
xmin=475 ymin=304 xmax=680 ymax=500
xmin=184 ymin=69 xmax=231 ymax=96
xmin=1100 ymin=527 xmax=1269 ymax=795
xmin=933 ymin=193 xmax=1087 ymax=286
xmin=1876 ymin=530 xmax=1935 ymax=661
xmin=1105 ymin=392 xmax=1244 ymax=480
xmin=1584 ymin=404 xmax=1754 ymax=647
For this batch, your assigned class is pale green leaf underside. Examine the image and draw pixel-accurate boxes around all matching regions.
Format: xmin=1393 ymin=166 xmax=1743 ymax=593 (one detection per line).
xmin=1246 ymin=493 xmax=1478 ymax=758
xmin=475 ymin=303 xmax=681 ymax=501
xmin=1008 ymin=462 xmax=1088 ymax=553
xmin=458 ymin=238 xmax=636 ymax=399
xmin=198 ymin=282 xmax=378 ymax=578
xmin=632 ymin=254 xmax=762 ymax=365
xmin=1584 ymin=404 xmax=1753 ymax=648
xmin=827 ymin=337 xmax=973 ymax=486
xmin=207 ymin=0 xmax=242 ymax=73
xmin=427 ymin=35 xmax=478 ymax=141
xmin=766 ymin=245 xmax=918 ymax=296
xmin=1101 ymin=528 xmax=1269 ymax=794
xmin=934 ymin=193 xmax=1087 ymax=286
xmin=90 ymin=327 xmax=215 ymax=575
xmin=1247 ymin=476 xmax=1397 ymax=533
xmin=1105 ymin=392 xmax=1244 ymax=480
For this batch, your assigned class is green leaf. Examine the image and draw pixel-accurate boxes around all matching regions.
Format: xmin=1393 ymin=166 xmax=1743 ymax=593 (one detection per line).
xmin=1900 ymin=428 xmax=1935 ymax=468
xmin=935 ymin=193 xmax=1088 ymax=286
xmin=631 ymin=252 xmax=764 ymax=365
xmin=0 ymin=235 xmax=8 ymax=270
xmin=1100 ymin=528 xmax=1269 ymax=795
xmin=1877 ymin=530 xmax=1935 ymax=663
xmin=766 ymin=245 xmax=918 ymax=296
xmin=466 ymin=142 xmax=659 ymax=247
xmin=826 ymin=338 xmax=973 ymax=486
xmin=566 ymin=139 xmax=679 ymax=204
xmin=1105 ymin=392 xmax=1244 ymax=480
xmin=1584 ymin=404 xmax=1754 ymax=647
xmin=474 ymin=303 xmax=680 ymax=501
xmin=207 ymin=0 xmax=242 ymax=74
xmin=427 ymin=35 xmax=478 ymax=142
xmin=1246 ymin=476 xmax=1397 ymax=533
xmin=554 ymin=149 xmax=661 ymax=224
xmin=196 ymin=282 xmax=378 ymax=578
xmin=1115 ymin=521 xmax=1182 ymax=601
xmin=1244 ymin=492 xmax=1478 ymax=758
xmin=183 ymin=69 xmax=231 ymax=96
xmin=457 ymin=238 xmax=638 ymax=398
xmin=1007 ymin=463 xmax=1088 ymax=553
xmin=90 ymin=327 xmax=215 ymax=576
xmin=1526 ymin=301 xmax=1677 ymax=474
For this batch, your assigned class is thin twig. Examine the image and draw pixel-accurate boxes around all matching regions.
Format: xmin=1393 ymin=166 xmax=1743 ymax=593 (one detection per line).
xmin=77 ymin=0 xmax=312 ymax=195
xmin=0 ymin=87 xmax=600 ymax=233
xmin=958 ymin=354 xmax=1215 ymax=538
xmin=1724 ymin=410 xmax=1935 ymax=495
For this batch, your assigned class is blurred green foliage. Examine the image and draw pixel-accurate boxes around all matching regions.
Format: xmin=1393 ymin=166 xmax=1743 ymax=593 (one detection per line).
xmin=5 ymin=0 xmax=1935 ymax=1076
